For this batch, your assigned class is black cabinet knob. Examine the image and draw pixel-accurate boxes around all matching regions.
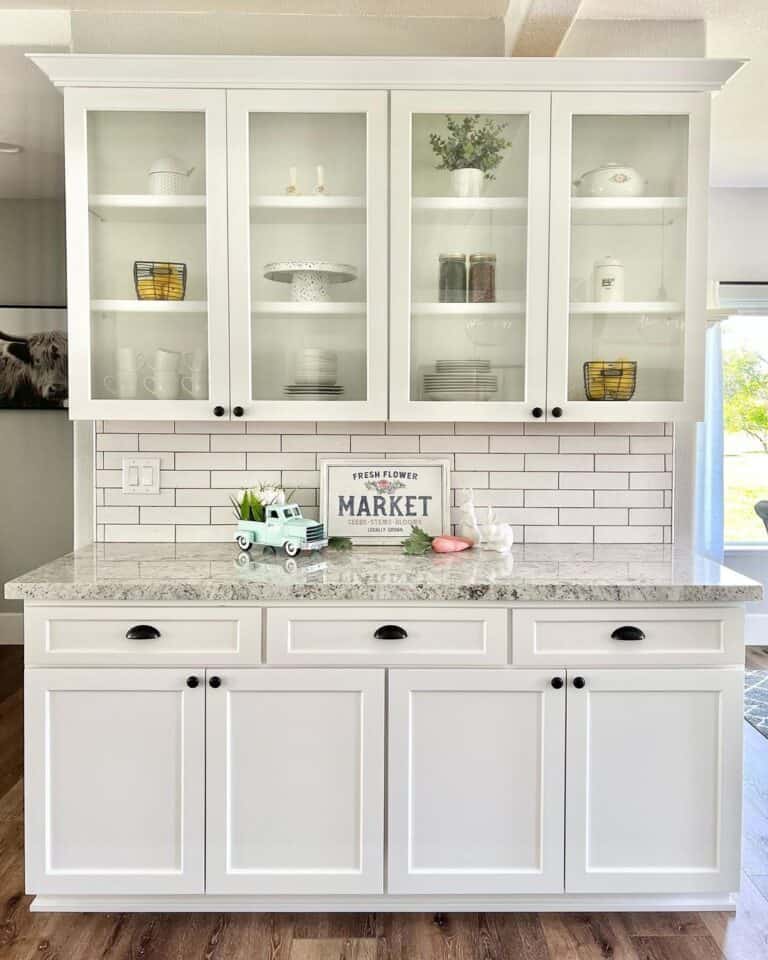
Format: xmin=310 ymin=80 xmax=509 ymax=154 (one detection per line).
xmin=125 ymin=624 xmax=160 ymax=641
xmin=186 ymin=676 xmax=199 ymax=689
xmin=611 ymin=625 xmax=646 ymax=643
xmin=209 ymin=676 xmax=222 ymax=689
xmin=373 ymin=624 xmax=408 ymax=641
xmin=213 ymin=405 xmax=225 ymax=417
xmin=531 ymin=406 xmax=543 ymax=418
xmin=233 ymin=406 xmax=244 ymax=418
xmin=551 ymin=406 xmax=563 ymax=418
xmin=551 ymin=676 xmax=564 ymax=689
xmin=573 ymin=676 xmax=586 ymax=689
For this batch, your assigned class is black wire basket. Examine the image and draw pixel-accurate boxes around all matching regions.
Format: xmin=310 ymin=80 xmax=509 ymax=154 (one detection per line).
xmin=133 ymin=261 xmax=187 ymax=301
xmin=583 ymin=360 xmax=637 ymax=401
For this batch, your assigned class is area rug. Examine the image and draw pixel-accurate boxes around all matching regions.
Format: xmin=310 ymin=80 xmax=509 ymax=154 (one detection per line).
xmin=745 ymin=666 xmax=768 ymax=738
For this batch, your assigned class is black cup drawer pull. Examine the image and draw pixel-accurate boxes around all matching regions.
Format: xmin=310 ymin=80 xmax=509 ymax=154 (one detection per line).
xmin=125 ymin=624 xmax=161 ymax=641
xmin=374 ymin=624 xmax=408 ymax=641
xmin=611 ymin=625 xmax=646 ymax=643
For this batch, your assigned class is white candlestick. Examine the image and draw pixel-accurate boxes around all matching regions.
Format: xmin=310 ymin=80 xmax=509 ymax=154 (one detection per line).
xmin=289 ymin=166 xmax=297 ymax=188
xmin=316 ymin=164 xmax=325 ymax=189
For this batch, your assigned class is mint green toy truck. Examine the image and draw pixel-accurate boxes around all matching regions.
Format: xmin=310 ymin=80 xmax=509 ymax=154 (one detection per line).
xmin=234 ymin=504 xmax=328 ymax=557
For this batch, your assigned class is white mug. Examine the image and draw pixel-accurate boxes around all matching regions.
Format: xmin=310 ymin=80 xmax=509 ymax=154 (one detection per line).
xmin=182 ymin=348 xmax=206 ymax=374
xmin=116 ymin=347 xmax=144 ymax=371
xmin=105 ymin=370 xmax=138 ymax=399
xmin=151 ymin=349 xmax=181 ymax=372
xmin=181 ymin=372 xmax=207 ymax=400
xmin=144 ymin=371 xmax=180 ymax=400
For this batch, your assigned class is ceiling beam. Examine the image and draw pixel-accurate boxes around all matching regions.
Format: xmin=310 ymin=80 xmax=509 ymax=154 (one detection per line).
xmin=506 ymin=0 xmax=584 ymax=56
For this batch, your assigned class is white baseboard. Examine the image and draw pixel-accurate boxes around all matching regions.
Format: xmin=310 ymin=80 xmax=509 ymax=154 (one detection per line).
xmin=0 ymin=612 xmax=23 ymax=645
xmin=30 ymin=892 xmax=738 ymax=913
xmin=746 ymin=613 xmax=768 ymax=647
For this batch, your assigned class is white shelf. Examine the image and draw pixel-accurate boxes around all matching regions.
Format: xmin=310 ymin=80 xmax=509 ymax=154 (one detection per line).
xmin=571 ymin=197 xmax=686 ymax=226
xmin=251 ymin=301 xmax=365 ymax=316
xmin=250 ymin=195 xmax=365 ymax=224
xmin=91 ymin=299 xmax=208 ymax=313
xmin=570 ymin=301 xmax=684 ymax=315
xmin=412 ymin=196 xmax=527 ymax=226
xmin=89 ymin=195 xmax=206 ymax=223
xmin=413 ymin=302 xmax=524 ymax=316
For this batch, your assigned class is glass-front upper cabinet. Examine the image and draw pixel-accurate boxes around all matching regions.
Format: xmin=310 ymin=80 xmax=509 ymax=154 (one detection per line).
xmin=389 ymin=92 xmax=550 ymax=421
xmin=547 ymin=93 xmax=708 ymax=421
xmin=66 ymin=89 xmax=229 ymax=419
xmin=227 ymin=91 xmax=388 ymax=420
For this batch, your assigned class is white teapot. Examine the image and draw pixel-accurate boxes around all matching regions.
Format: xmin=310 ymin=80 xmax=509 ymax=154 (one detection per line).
xmin=573 ymin=163 xmax=646 ymax=198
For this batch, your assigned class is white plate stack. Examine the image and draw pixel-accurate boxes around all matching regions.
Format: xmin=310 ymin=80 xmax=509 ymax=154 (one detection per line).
xmin=423 ymin=359 xmax=498 ymax=402
xmin=285 ymin=348 xmax=344 ymax=400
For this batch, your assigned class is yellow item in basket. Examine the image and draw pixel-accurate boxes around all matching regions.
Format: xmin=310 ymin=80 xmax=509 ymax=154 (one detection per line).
xmin=134 ymin=261 xmax=186 ymax=301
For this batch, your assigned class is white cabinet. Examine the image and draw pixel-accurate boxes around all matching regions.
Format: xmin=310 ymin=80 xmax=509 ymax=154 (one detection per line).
xmin=40 ymin=56 xmax=734 ymax=423
xmin=565 ymin=668 xmax=743 ymax=894
xmin=25 ymin=668 xmax=205 ymax=895
xmin=65 ymin=88 xmax=231 ymax=420
xmin=547 ymin=93 xmax=710 ymax=421
xmin=389 ymin=92 xmax=551 ymax=422
xmin=205 ymin=668 xmax=385 ymax=895
xmin=388 ymin=669 xmax=565 ymax=894
xmin=226 ymin=91 xmax=388 ymax=421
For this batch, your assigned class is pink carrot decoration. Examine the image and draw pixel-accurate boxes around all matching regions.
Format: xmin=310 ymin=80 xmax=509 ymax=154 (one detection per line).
xmin=431 ymin=535 xmax=473 ymax=553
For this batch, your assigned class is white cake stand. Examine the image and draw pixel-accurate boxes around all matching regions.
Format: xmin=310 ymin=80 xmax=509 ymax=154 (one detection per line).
xmin=263 ymin=259 xmax=357 ymax=303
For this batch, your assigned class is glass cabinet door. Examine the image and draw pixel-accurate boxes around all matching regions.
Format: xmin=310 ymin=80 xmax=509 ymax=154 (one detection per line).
xmin=227 ymin=91 xmax=388 ymax=420
xmin=66 ymin=89 xmax=229 ymax=419
xmin=547 ymin=93 xmax=708 ymax=421
xmin=389 ymin=92 xmax=550 ymax=422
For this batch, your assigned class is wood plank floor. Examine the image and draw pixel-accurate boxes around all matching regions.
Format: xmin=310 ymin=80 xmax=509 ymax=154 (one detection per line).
xmin=1 ymin=647 xmax=766 ymax=960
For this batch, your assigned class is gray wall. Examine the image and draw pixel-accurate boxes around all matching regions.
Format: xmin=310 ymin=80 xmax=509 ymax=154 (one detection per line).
xmin=0 ymin=198 xmax=72 ymax=626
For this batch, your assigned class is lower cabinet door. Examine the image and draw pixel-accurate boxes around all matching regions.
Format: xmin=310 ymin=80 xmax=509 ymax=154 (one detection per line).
xmin=388 ymin=669 xmax=566 ymax=894
xmin=206 ymin=668 xmax=385 ymax=894
xmin=566 ymin=668 xmax=743 ymax=894
xmin=25 ymin=668 xmax=205 ymax=895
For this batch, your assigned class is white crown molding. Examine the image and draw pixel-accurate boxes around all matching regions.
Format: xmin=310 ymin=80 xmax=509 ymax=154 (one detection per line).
xmin=28 ymin=53 xmax=745 ymax=93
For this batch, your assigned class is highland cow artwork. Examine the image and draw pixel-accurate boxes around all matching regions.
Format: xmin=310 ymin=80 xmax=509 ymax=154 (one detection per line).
xmin=0 ymin=308 xmax=68 ymax=409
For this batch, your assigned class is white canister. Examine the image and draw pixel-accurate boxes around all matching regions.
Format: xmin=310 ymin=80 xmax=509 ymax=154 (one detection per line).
xmin=594 ymin=256 xmax=625 ymax=303
xmin=148 ymin=156 xmax=195 ymax=195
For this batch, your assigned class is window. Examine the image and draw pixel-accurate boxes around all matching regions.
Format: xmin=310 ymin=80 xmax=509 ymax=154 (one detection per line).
xmin=722 ymin=315 xmax=768 ymax=544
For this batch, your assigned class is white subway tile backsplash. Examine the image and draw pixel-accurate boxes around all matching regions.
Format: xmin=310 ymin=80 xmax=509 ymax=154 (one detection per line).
xmin=140 ymin=434 xmax=209 ymax=452
xmin=95 ymin=421 xmax=674 ymax=544
xmin=175 ymin=452 xmax=246 ymax=470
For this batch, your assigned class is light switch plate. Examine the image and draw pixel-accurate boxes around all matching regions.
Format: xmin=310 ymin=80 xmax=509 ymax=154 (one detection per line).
xmin=122 ymin=457 xmax=161 ymax=495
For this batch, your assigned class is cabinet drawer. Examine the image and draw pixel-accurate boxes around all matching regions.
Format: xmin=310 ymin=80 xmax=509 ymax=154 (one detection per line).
xmin=266 ymin=607 xmax=508 ymax=666
xmin=512 ymin=606 xmax=744 ymax=667
xmin=24 ymin=606 xmax=262 ymax=666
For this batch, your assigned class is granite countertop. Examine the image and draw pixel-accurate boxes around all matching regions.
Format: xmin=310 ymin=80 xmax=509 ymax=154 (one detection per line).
xmin=4 ymin=543 xmax=762 ymax=604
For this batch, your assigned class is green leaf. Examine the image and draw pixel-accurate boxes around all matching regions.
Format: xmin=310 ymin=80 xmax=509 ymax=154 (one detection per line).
xmin=328 ymin=537 xmax=353 ymax=551
xmin=401 ymin=525 xmax=435 ymax=555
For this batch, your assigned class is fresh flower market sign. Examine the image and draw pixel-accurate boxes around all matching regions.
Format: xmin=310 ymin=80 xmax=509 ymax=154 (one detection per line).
xmin=319 ymin=458 xmax=450 ymax=544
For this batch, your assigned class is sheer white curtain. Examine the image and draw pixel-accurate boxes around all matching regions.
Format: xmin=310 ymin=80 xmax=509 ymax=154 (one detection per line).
xmin=695 ymin=322 xmax=724 ymax=560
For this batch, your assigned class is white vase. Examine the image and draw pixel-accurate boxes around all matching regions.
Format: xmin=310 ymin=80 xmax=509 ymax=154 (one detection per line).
xmin=451 ymin=167 xmax=484 ymax=198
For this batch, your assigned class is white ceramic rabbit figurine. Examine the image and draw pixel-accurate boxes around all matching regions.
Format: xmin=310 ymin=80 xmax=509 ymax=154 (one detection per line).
xmin=486 ymin=519 xmax=515 ymax=553
xmin=456 ymin=488 xmax=481 ymax=545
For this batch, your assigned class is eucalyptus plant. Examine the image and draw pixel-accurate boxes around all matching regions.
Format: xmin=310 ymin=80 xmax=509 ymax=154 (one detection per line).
xmin=429 ymin=115 xmax=512 ymax=180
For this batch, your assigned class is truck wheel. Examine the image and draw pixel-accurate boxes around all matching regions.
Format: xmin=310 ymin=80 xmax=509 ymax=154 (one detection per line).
xmin=235 ymin=534 xmax=252 ymax=551
xmin=283 ymin=540 xmax=300 ymax=558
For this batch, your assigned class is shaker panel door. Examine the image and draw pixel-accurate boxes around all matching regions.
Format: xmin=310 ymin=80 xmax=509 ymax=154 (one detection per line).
xmin=388 ymin=668 xmax=565 ymax=894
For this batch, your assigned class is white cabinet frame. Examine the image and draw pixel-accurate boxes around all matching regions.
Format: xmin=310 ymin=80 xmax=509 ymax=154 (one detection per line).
xmin=25 ymin=668 xmax=205 ymax=895
xmin=64 ymin=88 xmax=230 ymax=420
xmin=565 ymin=668 xmax=742 ymax=894
xmin=547 ymin=92 xmax=710 ymax=421
xmin=227 ymin=90 xmax=389 ymax=421
xmin=206 ymin=668 xmax=385 ymax=895
xmin=388 ymin=668 xmax=565 ymax=894
xmin=389 ymin=91 xmax=551 ymax=422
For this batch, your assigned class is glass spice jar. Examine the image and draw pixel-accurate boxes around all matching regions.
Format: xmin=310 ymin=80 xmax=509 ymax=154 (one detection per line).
xmin=438 ymin=253 xmax=467 ymax=303
xmin=468 ymin=253 xmax=496 ymax=303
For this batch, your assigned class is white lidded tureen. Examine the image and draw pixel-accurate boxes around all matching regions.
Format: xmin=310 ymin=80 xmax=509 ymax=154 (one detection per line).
xmin=573 ymin=162 xmax=646 ymax=198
